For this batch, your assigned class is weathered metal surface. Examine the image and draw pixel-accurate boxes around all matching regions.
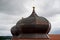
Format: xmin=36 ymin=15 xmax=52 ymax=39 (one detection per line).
xmin=11 ymin=7 xmax=51 ymax=38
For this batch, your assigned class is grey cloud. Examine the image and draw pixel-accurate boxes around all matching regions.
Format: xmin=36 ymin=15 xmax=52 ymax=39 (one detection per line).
xmin=50 ymin=27 xmax=60 ymax=34
xmin=0 ymin=25 xmax=9 ymax=30
xmin=0 ymin=30 xmax=12 ymax=36
xmin=0 ymin=0 xmax=27 ymax=15
xmin=48 ymin=14 xmax=60 ymax=34
xmin=37 ymin=0 xmax=60 ymax=17
xmin=0 ymin=0 xmax=60 ymax=36
xmin=53 ymin=29 xmax=60 ymax=34
xmin=42 ymin=9 xmax=60 ymax=17
xmin=0 ymin=0 xmax=60 ymax=16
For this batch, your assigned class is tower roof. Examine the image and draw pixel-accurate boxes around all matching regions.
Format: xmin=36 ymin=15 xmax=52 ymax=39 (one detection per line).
xmin=16 ymin=7 xmax=49 ymax=25
xmin=11 ymin=7 xmax=51 ymax=38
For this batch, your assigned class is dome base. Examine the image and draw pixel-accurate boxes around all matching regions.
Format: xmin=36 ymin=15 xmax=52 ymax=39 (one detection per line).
xmin=14 ymin=34 xmax=49 ymax=39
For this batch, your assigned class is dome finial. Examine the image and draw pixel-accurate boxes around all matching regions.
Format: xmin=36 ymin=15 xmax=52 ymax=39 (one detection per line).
xmin=33 ymin=7 xmax=35 ymax=13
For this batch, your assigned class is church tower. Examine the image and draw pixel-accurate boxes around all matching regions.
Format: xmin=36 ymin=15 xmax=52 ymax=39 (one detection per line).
xmin=11 ymin=7 xmax=51 ymax=39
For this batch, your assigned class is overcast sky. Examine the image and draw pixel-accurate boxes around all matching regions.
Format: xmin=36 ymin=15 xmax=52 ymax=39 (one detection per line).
xmin=0 ymin=0 xmax=60 ymax=36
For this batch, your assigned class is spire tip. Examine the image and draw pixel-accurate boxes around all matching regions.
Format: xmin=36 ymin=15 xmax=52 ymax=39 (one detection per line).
xmin=33 ymin=7 xmax=35 ymax=9
xmin=32 ymin=7 xmax=35 ymax=13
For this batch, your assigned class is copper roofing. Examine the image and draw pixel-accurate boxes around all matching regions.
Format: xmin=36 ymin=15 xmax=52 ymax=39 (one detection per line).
xmin=11 ymin=7 xmax=51 ymax=38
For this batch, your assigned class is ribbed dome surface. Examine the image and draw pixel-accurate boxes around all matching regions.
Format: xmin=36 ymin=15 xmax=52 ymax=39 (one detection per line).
xmin=17 ymin=7 xmax=49 ymax=25
xmin=11 ymin=7 xmax=51 ymax=38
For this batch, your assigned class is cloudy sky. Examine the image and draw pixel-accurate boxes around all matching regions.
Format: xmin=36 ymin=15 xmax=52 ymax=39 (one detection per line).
xmin=0 ymin=0 xmax=60 ymax=36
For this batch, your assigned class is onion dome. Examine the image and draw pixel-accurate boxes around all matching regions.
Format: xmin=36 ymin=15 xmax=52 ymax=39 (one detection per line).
xmin=11 ymin=7 xmax=51 ymax=38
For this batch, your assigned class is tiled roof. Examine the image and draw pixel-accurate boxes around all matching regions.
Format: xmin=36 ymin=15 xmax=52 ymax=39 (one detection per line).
xmin=12 ymin=34 xmax=60 ymax=40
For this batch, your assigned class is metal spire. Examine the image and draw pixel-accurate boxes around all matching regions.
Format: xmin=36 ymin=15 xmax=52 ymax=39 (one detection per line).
xmin=32 ymin=7 xmax=35 ymax=13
